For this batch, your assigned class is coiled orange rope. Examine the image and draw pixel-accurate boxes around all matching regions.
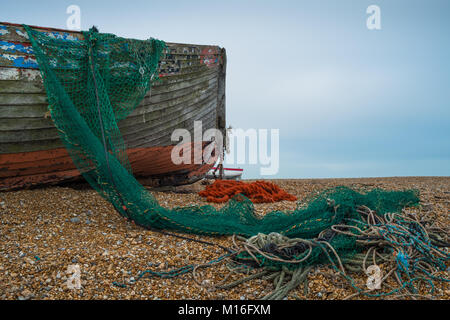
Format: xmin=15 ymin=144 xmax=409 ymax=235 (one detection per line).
xmin=199 ymin=180 xmax=297 ymax=203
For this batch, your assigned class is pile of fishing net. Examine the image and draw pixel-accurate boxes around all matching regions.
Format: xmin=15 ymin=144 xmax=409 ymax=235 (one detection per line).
xmin=199 ymin=180 xmax=297 ymax=203
xmin=220 ymin=204 xmax=449 ymax=300
xmin=115 ymin=195 xmax=449 ymax=300
xmin=25 ymin=24 xmax=449 ymax=299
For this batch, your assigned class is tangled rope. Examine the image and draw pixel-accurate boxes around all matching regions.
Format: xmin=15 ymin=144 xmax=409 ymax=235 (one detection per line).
xmin=333 ymin=205 xmax=450 ymax=299
xmin=188 ymin=205 xmax=449 ymax=300
xmin=113 ymin=201 xmax=448 ymax=300
xmin=198 ymin=180 xmax=297 ymax=203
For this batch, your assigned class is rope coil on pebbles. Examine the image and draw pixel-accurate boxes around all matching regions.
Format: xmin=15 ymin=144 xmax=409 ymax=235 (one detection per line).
xmin=180 ymin=205 xmax=449 ymax=300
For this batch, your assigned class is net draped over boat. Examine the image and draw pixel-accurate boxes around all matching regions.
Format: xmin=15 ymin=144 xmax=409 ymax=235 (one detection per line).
xmin=24 ymin=25 xmax=420 ymax=269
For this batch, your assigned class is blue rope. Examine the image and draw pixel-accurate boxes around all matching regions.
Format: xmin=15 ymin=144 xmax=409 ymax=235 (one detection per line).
xmin=113 ymin=253 xmax=231 ymax=288
xmin=318 ymin=214 xmax=449 ymax=298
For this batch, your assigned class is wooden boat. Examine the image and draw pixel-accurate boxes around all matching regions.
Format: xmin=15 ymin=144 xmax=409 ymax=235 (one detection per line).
xmin=0 ymin=22 xmax=226 ymax=190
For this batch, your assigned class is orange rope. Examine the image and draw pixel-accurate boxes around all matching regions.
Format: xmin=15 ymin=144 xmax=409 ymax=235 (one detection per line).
xmin=199 ymin=180 xmax=297 ymax=203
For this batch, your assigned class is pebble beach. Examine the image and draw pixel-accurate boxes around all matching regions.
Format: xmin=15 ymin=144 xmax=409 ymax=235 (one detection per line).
xmin=0 ymin=177 xmax=448 ymax=300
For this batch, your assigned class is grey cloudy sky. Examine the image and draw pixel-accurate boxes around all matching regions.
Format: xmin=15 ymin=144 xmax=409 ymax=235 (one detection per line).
xmin=2 ymin=0 xmax=449 ymax=178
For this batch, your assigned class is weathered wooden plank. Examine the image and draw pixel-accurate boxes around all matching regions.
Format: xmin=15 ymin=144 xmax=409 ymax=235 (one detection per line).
xmin=0 ymin=117 xmax=54 ymax=130
xmin=0 ymin=65 xmax=215 ymax=95
xmin=146 ymin=76 xmax=217 ymax=105
xmin=155 ymin=65 xmax=216 ymax=83
xmin=0 ymin=40 xmax=219 ymax=61
xmin=131 ymin=109 xmax=217 ymax=149
xmin=0 ymin=52 xmax=38 ymax=68
xmin=0 ymin=79 xmax=44 ymax=93
xmin=0 ymin=24 xmax=83 ymax=43
xmin=129 ymin=117 xmax=217 ymax=150
xmin=0 ymin=107 xmax=218 ymax=153
xmin=144 ymin=69 xmax=217 ymax=97
xmin=0 ymin=66 xmax=41 ymax=80
xmin=0 ymin=66 xmax=216 ymax=108
xmin=0 ymin=90 xmax=217 ymax=148
xmin=0 ymin=85 xmax=217 ymax=142
xmin=0 ymin=82 xmax=214 ymax=120
xmin=0 ymin=23 xmax=220 ymax=53
xmin=121 ymin=91 xmax=217 ymax=135
xmin=0 ymin=147 xmax=71 ymax=165
xmin=0 ymin=22 xmax=222 ymax=76
xmin=0 ymin=126 xmax=61 ymax=143
xmin=0 ymin=139 xmax=62 ymax=153
xmin=122 ymin=86 xmax=218 ymax=127
xmin=0 ymin=52 xmax=215 ymax=78
xmin=0 ymin=48 xmax=219 ymax=73
xmin=0 ymin=83 xmax=215 ymax=121
xmin=0 ymin=83 xmax=217 ymax=130
xmin=0 ymin=73 xmax=217 ymax=114
xmin=0 ymin=40 xmax=219 ymax=71
xmin=122 ymin=96 xmax=217 ymax=145
xmin=0 ymin=65 xmax=218 ymax=93
xmin=0 ymin=92 xmax=47 ymax=105
xmin=0 ymin=110 xmax=217 ymax=153
xmin=0 ymin=104 xmax=48 ymax=118
xmin=0 ymin=40 xmax=33 ymax=54
xmin=140 ymin=79 xmax=216 ymax=109
xmin=0 ymin=65 xmax=216 ymax=90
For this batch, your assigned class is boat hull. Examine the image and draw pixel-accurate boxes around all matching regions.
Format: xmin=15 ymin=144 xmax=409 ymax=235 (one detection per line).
xmin=0 ymin=22 xmax=226 ymax=190
xmin=0 ymin=143 xmax=215 ymax=190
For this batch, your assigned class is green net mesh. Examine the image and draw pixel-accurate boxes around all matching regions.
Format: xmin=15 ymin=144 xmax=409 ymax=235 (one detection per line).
xmin=24 ymin=25 xmax=420 ymax=269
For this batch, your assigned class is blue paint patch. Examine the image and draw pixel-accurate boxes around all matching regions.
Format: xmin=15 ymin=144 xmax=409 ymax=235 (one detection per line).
xmin=44 ymin=31 xmax=79 ymax=41
xmin=0 ymin=25 xmax=9 ymax=36
xmin=12 ymin=56 xmax=39 ymax=68
xmin=0 ymin=41 xmax=34 ymax=54
xmin=0 ymin=53 xmax=38 ymax=68
xmin=0 ymin=51 xmax=81 ymax=69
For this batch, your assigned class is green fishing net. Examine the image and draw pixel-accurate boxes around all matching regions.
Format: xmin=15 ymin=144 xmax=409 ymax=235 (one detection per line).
xmin=24 ymin=25 xmax=420 ymax=269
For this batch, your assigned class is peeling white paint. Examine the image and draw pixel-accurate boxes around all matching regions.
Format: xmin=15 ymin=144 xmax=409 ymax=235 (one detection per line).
xmin=0 ymin=41 xmax=34 ymax=54
xmin=0 ymin=53 xmax=38 ymax=68
xmin=44 ymin=31 xmax=78 ymax=41
xmin=0 ymin=67 xmax=19 ymax=80
xmin=16 ymin=29 xmax=29 ymax=39
xmin=0 ymin=26 xmax=9 ymax=36
xmin=0 ymin=43 xmax=15 ymax=51
xmin=22 ymin=68 xmax=42 ymax=81
xmin=0 ymin=67 xmax=41 ymax=81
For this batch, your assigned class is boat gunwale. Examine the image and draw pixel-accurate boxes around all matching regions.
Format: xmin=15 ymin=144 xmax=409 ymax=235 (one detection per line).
xmin=0 ymin=21 xmax=223 ymax=50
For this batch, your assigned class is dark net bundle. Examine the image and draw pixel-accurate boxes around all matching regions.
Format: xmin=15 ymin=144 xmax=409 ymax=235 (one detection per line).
xmin=24 ymin=25 xmax=420 ymax=269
